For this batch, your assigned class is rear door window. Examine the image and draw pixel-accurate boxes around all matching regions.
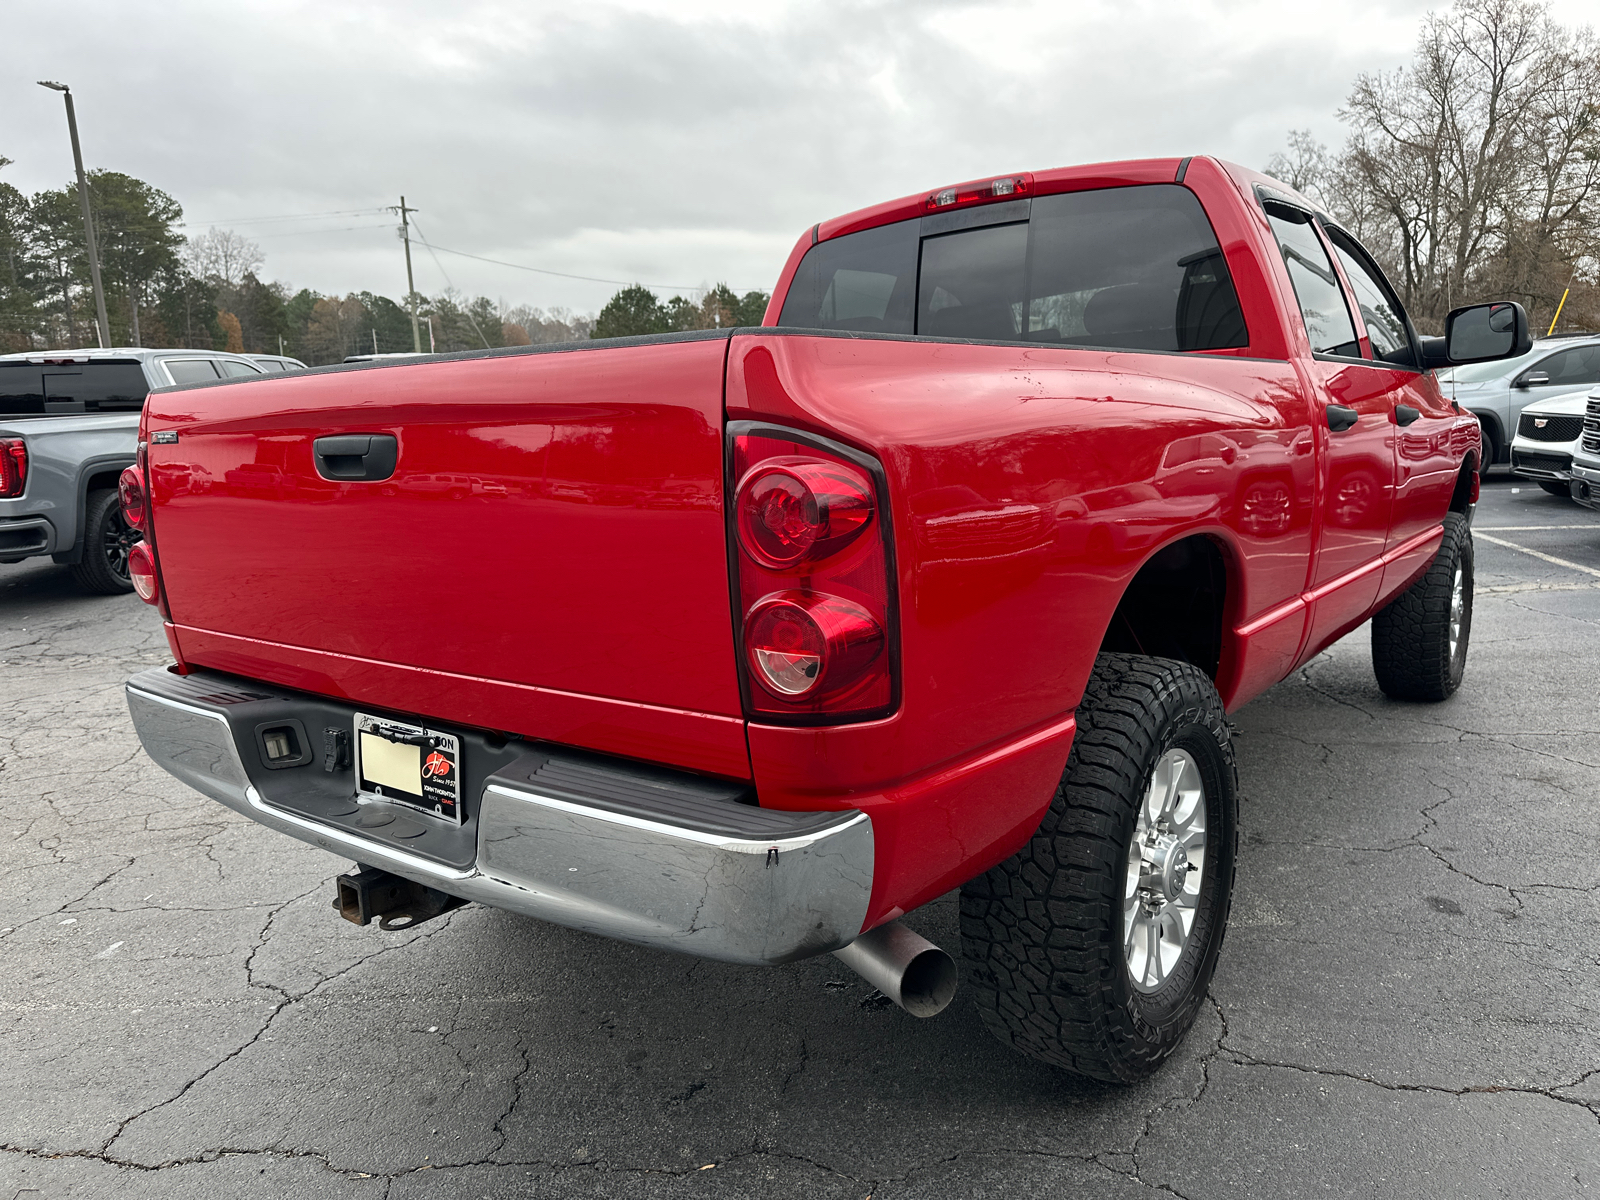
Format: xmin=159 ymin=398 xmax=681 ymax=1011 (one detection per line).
xmin=1024 ymin=185 xmax=1247 ymax=351
xmin=778 ymin=183 xmax=1248 ymax=351
xmin=165 ymin=359 xmax=221 ymax=385
xmin=1265 ymin=204 xmax=1360 ymax=357
xmin=220 ymin=359 xmax=263 ymax=378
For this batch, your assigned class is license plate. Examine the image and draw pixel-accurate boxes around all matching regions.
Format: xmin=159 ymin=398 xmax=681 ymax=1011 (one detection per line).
xmin=353 ymin=713 xmax=462 ymax=824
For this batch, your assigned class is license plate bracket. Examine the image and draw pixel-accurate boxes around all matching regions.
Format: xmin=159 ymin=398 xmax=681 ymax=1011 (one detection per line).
xmin=354 ymin=713 xmax=462 ymax=825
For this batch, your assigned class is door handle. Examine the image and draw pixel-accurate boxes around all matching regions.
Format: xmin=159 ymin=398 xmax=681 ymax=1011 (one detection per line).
xmin=1394 ymin=404 xmax=1422 ymax=426
xmin=1326 ymin=404 xmax=1359 ymax=432
xmin=313 ymin=434 xmax=398 ymax=481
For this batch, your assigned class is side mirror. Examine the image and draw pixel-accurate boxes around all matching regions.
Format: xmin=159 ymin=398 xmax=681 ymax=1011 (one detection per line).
xmin=1444 ymin=301 xmax=1531 ymax=365
xmin=1514 ymin=370 xmax=1550 ymax=389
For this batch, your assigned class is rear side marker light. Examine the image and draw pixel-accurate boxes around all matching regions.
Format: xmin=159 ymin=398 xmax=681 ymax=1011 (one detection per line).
xmin=745 ymin=592 xmax=884 ymax=699
xmin=128 ymin=541 xmax=160 ymax=605
xmin=0 ymin=438 xmax=26 ymax=498
xmin=736 ymin=458 xmax=874 ymax=569
xmin=119 ymin=465 xmax=147 ymax=531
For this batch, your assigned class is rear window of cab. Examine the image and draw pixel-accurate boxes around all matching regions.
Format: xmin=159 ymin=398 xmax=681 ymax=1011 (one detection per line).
xmin=0 ymin=360 xmax=149 ymax=416
xmin=778 ymin=183 xmax=1247 ymax=353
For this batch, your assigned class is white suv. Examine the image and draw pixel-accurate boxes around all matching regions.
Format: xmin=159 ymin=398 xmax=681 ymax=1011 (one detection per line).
xmin=1442 ymin=334 xmax=1600 ymax=471
xmin=1510 ymin=387 xmax=1593 ymax=495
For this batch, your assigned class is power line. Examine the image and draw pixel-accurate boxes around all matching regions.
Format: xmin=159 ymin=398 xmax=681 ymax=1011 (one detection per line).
xmin=177 ymin=206 xmax=390 ymax=228
xmin=248 ymin=221 xmax=397 ymax=240
xmin=412 ymin=239 xmax=744 ymax=294
xmin=408 ymin=219 xmax=493 ymax=350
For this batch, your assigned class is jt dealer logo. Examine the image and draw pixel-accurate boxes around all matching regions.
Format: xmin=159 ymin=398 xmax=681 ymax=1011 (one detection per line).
xmin=423 ymin=751 xmax=452 ymax=779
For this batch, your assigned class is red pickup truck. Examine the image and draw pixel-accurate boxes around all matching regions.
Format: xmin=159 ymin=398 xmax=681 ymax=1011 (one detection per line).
xmin=124 ymin=156 xmax=1528 ymax=1083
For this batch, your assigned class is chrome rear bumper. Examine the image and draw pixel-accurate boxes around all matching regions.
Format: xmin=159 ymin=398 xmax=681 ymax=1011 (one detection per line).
xmin=126 ymin=668 xmax=873 ymax=965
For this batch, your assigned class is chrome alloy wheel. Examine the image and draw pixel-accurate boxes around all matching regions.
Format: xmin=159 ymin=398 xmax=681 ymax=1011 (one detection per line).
xmin=1448 ymin=564 xmax=1465 ymax=660
xmin=1124 ymin=748 xmax=1207 ymax=993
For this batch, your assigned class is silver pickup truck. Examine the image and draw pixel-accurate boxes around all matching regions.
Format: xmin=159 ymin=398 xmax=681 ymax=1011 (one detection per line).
xmin=0 ymin=347 xmax=278 ymax=592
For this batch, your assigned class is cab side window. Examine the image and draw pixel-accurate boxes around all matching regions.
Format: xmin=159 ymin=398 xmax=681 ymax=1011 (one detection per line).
xmin=1324 ymin=228 xmax=1417 ymax=369
xmin=220 ymin=360 xmax=264 ymax=378
xmin=1264 ymin=203 xmax=1360 ymax=357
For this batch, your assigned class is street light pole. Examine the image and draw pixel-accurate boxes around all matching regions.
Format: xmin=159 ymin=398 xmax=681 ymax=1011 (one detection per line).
xmin=37 ymin=81 xmax=111 ymax=349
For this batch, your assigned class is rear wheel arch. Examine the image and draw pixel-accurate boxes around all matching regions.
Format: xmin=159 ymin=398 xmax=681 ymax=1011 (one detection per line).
xmin=1096 ymin=532 xmax=1235 ymax=682
xmin=63 ymin=457 xmax=135 ymax=561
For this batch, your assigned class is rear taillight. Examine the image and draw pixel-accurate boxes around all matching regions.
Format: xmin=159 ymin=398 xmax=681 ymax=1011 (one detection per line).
xmin=0 ymin=438 xmax=26 ymax=498
xmin=128 ymin=541 xmax=160 ymax=604
xmin=728 ymin=424 xmax=897 ymax=721
xmin=119 ymin=464 xmax=147 ymax=531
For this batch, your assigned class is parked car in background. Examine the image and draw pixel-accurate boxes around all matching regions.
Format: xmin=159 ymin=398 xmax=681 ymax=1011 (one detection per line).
xmin=0 ymin=346 xmax=264 ymax=592
xmin=1510 ymin=387 xmax=1592 ymax=496
xmin=1568 ymin=387 xmax=1600 ymax=511
xmin=248 ymin=354 xmax=308 ymax=373
xmin=1440 ymin=333 xmax=1600 ymax=473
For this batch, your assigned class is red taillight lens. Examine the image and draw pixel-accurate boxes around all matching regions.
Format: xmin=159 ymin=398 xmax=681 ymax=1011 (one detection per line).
xmin=745 ymin=592 xmax=884 ymax=699
xmin=119 ymin=465 xmax=147 ymax=531
xmin=128 ymin=541 xmax=159 ymax=604
xmin=729 ymin=425 xmax=897 ymax=722
xmin=0 ymin=438 xmax=26 ymax=498
xmin=736 ymin=458 xmax=874 ymax=568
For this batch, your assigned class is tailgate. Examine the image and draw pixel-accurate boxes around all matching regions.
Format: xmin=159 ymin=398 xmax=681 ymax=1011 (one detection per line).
xmin=144 ymin=334 xmax=748 ymax=777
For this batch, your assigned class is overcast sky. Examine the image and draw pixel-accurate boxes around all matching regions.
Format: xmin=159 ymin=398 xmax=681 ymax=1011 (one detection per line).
xmin=5 ymin=0 xmax=1598 ymax=316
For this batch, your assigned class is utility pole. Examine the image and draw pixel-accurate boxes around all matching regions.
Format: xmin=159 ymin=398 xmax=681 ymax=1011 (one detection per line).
xmin=391 ymin=197 xmax=422 ymax=352
xmin=37 ymin=82 xmax=111 ymax=349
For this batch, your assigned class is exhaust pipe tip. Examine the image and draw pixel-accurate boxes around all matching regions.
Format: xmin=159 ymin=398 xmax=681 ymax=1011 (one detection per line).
xmin=832 ymin=919 xmax=957 ymax=1018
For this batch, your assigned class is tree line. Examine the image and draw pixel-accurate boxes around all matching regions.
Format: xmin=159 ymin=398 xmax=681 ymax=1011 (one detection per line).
xmin=1266 ymin=0 xmax=1599 ymax=335
xmin=0 ymin=162 xmax=766 ymax=363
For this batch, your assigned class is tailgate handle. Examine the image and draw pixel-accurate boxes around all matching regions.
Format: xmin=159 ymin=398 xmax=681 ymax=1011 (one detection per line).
xmin=313 ymin=434 xmax=397 ymax=481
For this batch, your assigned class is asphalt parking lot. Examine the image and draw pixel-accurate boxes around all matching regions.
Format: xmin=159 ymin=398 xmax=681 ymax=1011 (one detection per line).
xmin=2 ymin=473 xmax=1598 ymax=1200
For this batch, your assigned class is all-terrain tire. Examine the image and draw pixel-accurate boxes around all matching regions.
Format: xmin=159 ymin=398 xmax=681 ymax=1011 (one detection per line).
xmin=69 ymin=488 xmax=137 ymax=595
xmin=1370 ymin=512 xmax=1472 ymax=701
xmin=959 ymin=653 xmax=1239 ymax=1083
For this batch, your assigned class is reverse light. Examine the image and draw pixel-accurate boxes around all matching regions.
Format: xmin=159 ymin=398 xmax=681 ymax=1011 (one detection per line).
xmin=119 ymin=464 xmax=147 ymax=531
xmin=736 ymin=458 xmax=874 ymax=569
xmin=926 ymin=175 xmax=1031 ymax=210
xmin=0 ymin=438 xmax=26 ymax=498
xmin=128 ymin=541 xmax=159 ymax=604
xmin=728 ymin=423 xmax=898 ymax=722
xmin=745 ymin=592 xmax=884 ymax=699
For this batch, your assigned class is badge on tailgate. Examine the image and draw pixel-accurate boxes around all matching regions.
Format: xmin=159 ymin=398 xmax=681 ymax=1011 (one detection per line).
xmin=354 ymin=714 xmax=462 ymax=824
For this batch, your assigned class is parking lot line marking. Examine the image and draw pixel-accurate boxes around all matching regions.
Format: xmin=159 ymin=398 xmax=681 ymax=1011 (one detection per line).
xmin=1479 ymin=580 xmax=1600 ymax=595
xmin=1477 ymin=525 xmax=1600 ymax=531
xmin=1474 ymin=532 xmax=1600 ymax=579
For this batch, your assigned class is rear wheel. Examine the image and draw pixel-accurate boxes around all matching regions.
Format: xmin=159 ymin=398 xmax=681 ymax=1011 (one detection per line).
xmin=1539 ymin=481 xmax=1571 ymax=498
xmin=959 ymin=653 xmax=1238 ymax=1083
xmin=69 ymin=488 xmax=137 ymax=595
xmin=1371 ymin=512 xmax=1472 ymax=701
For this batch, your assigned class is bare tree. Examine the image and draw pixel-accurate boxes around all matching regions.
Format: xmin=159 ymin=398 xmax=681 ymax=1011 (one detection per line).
xmin=1264 ymin=130 xmax=1333 ymax=203
xmin=183 ymin=227 xmax=264 ymax=288
xmin=1337 ymin=0 xmax=1599 ymax=326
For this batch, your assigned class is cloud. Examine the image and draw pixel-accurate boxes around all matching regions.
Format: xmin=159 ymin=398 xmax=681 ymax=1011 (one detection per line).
xmin=3 ymin=0 xmax=1460 ymax=311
